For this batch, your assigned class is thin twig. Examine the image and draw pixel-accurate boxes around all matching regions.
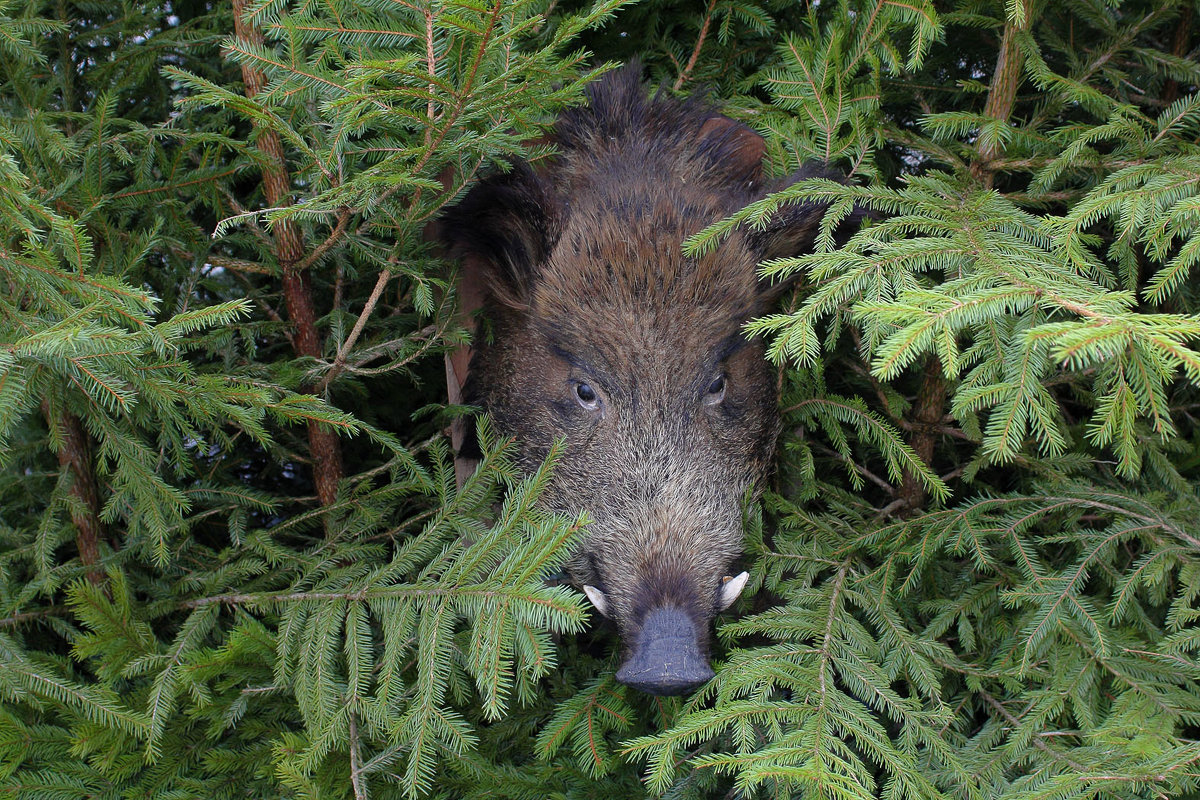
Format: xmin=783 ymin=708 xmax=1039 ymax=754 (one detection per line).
xmin=349 ymin=711 xmax=368 ymax=800
xmin=811 ymin=442 xmax=896 ymax=495
xmin=979 ymin=690 xmax=1089 ymax=773
xmin=0 ymin=606 xmax=68 ymax=630
xmin=294 ymin=207 xmax=351 ymax=271
xmin=674 ymin=0 xmax=717 ymax=91
xmin=424 ymin=8 xmax=438 ymax=147
xmin=317 ymin=268 xmax=393 ymax=392
xmin=332 ymin=261 xmax=345 ymax=325
xmin=817 ymin=564 xmax=849 ymax=702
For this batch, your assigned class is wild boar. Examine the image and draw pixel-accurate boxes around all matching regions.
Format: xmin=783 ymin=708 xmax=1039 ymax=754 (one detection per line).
xmin=440 ymin=64 xmax=848 ymax=695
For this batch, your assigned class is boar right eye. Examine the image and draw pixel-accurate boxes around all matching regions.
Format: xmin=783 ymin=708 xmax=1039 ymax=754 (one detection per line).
xmin=704 ymin=374 xmax=726 ymax=405
xmin=575 ymin=382 xmax=601 ymax=411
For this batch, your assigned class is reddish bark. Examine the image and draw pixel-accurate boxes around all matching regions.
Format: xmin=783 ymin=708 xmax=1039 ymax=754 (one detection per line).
xmin=232 ymin=0 xmax=344 ymax=507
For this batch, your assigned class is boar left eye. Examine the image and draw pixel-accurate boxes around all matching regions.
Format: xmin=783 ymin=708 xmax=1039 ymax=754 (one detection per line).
xmin=704 ymin=375 xmax=726 ymax=404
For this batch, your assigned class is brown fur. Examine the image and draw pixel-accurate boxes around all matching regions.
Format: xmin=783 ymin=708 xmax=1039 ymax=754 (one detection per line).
xmin=440 ymin=64 xmax=852 ymax=680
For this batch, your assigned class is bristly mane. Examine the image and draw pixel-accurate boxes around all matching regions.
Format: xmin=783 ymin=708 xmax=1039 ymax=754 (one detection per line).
xmin=551 ymin=60 xmax=769 ymax=201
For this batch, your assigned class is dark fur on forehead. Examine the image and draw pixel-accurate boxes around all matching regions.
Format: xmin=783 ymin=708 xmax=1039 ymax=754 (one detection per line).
xmin=554 ymin=60 xmax=768 ymax=191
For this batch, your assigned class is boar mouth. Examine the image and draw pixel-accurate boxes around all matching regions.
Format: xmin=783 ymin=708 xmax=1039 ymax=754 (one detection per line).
xmin=585 ymin=570 xmax=750 ymax=695
xmin=614 ymin=606 xmax=715 ymax=696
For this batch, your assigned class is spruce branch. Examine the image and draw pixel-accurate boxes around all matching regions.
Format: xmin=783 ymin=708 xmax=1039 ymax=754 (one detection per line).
xmin=5 ymin=2 xmax=1200 ymax=798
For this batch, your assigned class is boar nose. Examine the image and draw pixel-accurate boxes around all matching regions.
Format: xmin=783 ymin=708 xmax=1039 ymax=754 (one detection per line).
xmin=615 ymin=607 xmax=714 ymax=696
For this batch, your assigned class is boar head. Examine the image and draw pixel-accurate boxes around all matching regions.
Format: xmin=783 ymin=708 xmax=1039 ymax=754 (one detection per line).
xmin=440 ymin=66 xmax=847 ymax=695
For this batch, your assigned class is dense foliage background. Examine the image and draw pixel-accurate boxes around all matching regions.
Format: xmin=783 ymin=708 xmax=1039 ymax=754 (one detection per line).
xmin=2 ymin=0 xmax=1198 ymax=797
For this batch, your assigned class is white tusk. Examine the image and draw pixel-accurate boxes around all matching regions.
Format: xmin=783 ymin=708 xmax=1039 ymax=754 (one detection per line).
xmin=582 ymin=585 xmax=609 ymax=618
xmin=717 ymin=572 xmax=750 ymax=611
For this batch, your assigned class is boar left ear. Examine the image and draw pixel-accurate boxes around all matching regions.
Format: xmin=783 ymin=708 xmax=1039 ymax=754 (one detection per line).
xmin=746 ymin=165 xmax=870 ymax=304
xmin=438 ymin=160 xmax=560 ymax=307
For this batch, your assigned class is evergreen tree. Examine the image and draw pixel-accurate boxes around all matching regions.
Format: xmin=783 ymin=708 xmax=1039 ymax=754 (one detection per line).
xmin=2 ymin=0 xmax=1198 ymax=798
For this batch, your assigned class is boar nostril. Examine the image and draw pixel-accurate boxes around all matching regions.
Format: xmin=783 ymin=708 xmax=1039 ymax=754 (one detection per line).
xmin=615 ymin=606 xmax=714 ymax=696
xmin=617 ymin=663 xmax=714 ymax=696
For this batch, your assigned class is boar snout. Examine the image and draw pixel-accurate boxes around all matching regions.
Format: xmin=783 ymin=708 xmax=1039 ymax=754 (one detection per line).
xmin=615 ymin=607 xmax=714 ymax=696
xmin=605 ymin=572 xmax=750 ymax=695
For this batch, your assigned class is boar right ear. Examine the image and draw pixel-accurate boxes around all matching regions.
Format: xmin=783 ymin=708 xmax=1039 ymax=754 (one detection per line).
xmin=438 ymin=161 xmax=560 ymax=307
xmin=695 ymin=114 xmax=768 ymax=186
xmin=747 ymin=164 xmax=869 ymax=302
xmin=747 ymin=164 xmax=865 ymax=262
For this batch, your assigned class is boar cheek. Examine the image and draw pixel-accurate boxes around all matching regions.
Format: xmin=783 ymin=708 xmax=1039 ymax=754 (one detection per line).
xmin=468 ymin=318 xmax=601 ymax=469
xmin=707 ymin=340 xmax=782 ymax=484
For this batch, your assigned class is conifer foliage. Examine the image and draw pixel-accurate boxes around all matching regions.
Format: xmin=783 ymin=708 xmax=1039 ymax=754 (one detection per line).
xmin=1 ymin=0 xmax=1198 ymax=798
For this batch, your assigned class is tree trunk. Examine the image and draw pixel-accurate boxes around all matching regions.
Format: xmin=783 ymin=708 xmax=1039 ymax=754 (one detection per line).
xmin=42 ymin=402 xmax=105 ymax=584
xmin=899 ymin=359 xmax=948 ymax=511
xmin=231 ymin=0 xmax=344 ymax=508
xmin=972 ymin=0 xmax=1032 ymax=186
xmin=904 ymin=0 xmax=1035 ymax=511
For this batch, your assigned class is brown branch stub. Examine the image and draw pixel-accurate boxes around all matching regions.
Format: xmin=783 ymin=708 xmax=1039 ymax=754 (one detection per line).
xmin=41 ymin=401 xmax=105 ymax=584
xmin=231 ymin=0 xmax=344 ymax=508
